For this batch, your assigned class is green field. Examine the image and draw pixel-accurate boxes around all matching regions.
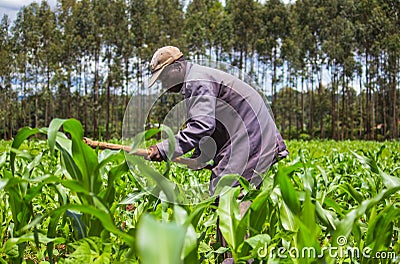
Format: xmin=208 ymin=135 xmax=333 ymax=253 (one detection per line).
xmin=0 ymin=119 xmax=399 ymax=264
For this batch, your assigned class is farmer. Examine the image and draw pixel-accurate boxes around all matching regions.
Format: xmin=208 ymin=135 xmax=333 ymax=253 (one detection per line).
xmin=146 ymin=45 xmax=288 ymax=263
xmin=146 ymin=46 xmax=288 ymax=194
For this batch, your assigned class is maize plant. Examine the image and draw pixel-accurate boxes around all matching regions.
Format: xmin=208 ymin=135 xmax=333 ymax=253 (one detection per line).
xmin=0 ymin=119 xmax=399 ymax=263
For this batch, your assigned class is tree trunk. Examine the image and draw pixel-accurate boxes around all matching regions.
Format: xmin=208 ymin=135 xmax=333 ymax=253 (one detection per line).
xmin=309 ymin=68 xmax=314 ymax=139
xmin=365 ymin=53 xmax=372 ymax=140
xmin=341 ymin=73 xmax=345 ymax=140
xmin=23 ymin=63 xmax=28 ymax=127
xmin=349 ymin=84 xmax=354 ymax=140
xmin=93 ymin=48 xmax=100 ymax=138
xmin=391 ymin=54 xmax=398 ymax=139
xmin=319 ymin=67 xmax=324 ymax=139
xmin=105 ymin=56 xmax=111 ymax=140
xmin=331 ymin=64 xmax=336 ymax=140
xmin=345 ymin=77 xmax=350 ymax=139
xmin=301 ymin=77 xmax=305 ymax=133
xmin=8 ymin=93 xmax=13 ymax=139
xmin=84 ymin=60 xmax=88 ymax=136
xmin=288 ymin=71 xmax=292 ymax=139
xmin=3 ymin=88 xmax=7 ymax=139
xmin=67 ymin=71 xmax=72 ymax=118
xmin=272 ymin=48 xmax=277 ymax=102
xmin=296 ymin=75 xmax=300 ymax=133
xmin=359 ymin=77 xmax=363 ymax=139
xmin=35 ymin=94 xmax=39 ymax=128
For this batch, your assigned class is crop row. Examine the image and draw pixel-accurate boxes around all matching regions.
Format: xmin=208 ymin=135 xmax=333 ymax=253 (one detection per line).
xmin=0 ymin=119 xmax=399 ymax=263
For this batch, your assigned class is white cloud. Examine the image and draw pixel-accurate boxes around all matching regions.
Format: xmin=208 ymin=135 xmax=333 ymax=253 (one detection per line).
xmin=0 ymin=0 xmax=57 ymax=21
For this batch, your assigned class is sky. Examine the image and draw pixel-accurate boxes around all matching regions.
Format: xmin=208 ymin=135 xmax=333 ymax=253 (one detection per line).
xmin=0 ymin=0 xmax=58 ymax=22
xmin=1 ymin=0 xmax=295 ymax=22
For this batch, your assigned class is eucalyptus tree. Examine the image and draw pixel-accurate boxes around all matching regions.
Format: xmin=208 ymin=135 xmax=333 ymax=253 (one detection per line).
xmin=110 ymin=0 xmax=131 ymax=137
xmin=292 ymin=0 xmax=329 ymax=138
xmin=353 ymin=0 xmax=384 ymax=139
xmin=226 ymin=0 xmax=259 ymax=70
xmin=100 ymin=0 xmax=129 ymax=139
xmin=37 ymin=1 xmax=60 ymax=127
xmin=273 ymin=87 xmax=302 ymax=139
xmin=0 ymin=15 xmax=14 ymax=139
xmin=148 ymin=0 xmax=184 ymax=50
xmin=129 ymin=0 xmax=184 ymax=83
xmin=378 ymin=0 xmax=399 ymax=139
xmin=72 ymin=0 xmax=97 ymax=135
xmin=281 ymin=3 xmax=307 ymax=135
xmin=56 ymin=0 xmax=80 ymax=120
xmin=208 ymin=0 xmax=232 ymax=62
xmin=322 ymin=0 xmax=356 ymax=140
xmin=12 ymin=3 xmax=42 ymax=128
xmin=278 ymin=4 xmax=306 ymax=134
xmin=184 ymin=0 xmax=212 ymax=58
xmin=257 ymin=0 xmax=289 ymax=100
xmin=91 ymin=0 xmax=110 ymax=138
xmin=129 ymin=0 xmax=152 ymax=86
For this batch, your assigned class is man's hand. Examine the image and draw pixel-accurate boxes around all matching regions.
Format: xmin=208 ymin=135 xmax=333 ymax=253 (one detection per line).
xmin=146 ymin=145 xmax=163 ymax=161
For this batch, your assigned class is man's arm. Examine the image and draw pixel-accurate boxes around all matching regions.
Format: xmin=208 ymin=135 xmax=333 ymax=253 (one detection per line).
xmin=154 ymin=81 xmax=218 ymax=161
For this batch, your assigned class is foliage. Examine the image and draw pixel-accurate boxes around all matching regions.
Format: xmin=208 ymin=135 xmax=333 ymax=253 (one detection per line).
xmin=0 ymin=0 xmax=399 ymax=140
xmin=1 ymin=119 xmax=399 ymax=263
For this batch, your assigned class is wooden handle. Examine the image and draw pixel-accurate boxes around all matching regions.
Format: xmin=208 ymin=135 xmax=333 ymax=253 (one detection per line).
xmin=83 ymin=137 xmax=210 ymax=170
xmin=83 ymin=137 xmax=152 ymax=157
xmin=83 ymin=137 xmax=132 ymax=152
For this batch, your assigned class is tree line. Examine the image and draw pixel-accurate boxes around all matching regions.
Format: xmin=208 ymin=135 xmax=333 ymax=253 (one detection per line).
xmin=0 ymin=0 xmax=399 ymax=141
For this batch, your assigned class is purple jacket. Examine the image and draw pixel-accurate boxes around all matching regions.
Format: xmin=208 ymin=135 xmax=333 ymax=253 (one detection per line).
xmin=157 ymin=62 xmax=288 ymax=194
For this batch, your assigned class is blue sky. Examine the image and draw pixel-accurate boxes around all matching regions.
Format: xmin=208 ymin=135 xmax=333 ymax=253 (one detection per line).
xmin=1 ymin=0 xmax=295 ymax=23
xmin=0 ymin=0 xmax=58 ymax=22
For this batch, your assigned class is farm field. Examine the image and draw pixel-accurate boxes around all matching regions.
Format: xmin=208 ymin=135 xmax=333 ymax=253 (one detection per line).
xmin=0 ymin=119 xmax=400 ymax=264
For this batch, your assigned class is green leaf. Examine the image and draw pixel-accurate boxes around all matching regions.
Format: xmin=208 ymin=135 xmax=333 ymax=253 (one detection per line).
xmin=102 ymin=161 xmax=129 ymax=207
xmin=279 ymin=201 xmax=298 ymax=232
xmin=276 ymin=164 xmax=301 ymax=214
xmin=145 ymin=128 xmax=161 ymax=139
xmin=57 ymin=143 xmax=82 ymax=181
xmin=379 ymin=169 xmax=400 ymax=189
xmin=66 ymin=210 xmax=86 ymax=239
xmin=365 ymin=206 xmax=400 ymax=252
xmin=47 ymin=118 xmax=68 ymax=155
xmin=339 ymin=183 xmax=364 ymax=204
xmin=63 ymin=119 xmax=99 ymax=193
xmin=3 ymin=232 xmax=65 ymax=253
xmin=332 ymin=186 xmax=400 ymax=246
xmin=61 ymin=180 xmax=91 ymax=195
xmin=137 ymin=214 xmax=186 ymax=264
xmin=22 ymin=204 xmax=134 ymax=247
xmin=351 ymin=149 xmax=400 ymax=189
xmin=247 ymin=190 xmax=270 ymax=236
xmin=186 ymin=202 xmax=210 ymax=229
xmin=0 ymin=151 xmax=7 ymax=168
xmin=315 ymin=201 xmax=337 ymax=230
xmin=10 ymin=127 xmax=41 ymax=174
xmin=213 ymin=174 xmax=243 ymax=197
xmin=245 ymin=234 xmax=271 ymax=249
xmin=0 ymin=179 xmax=9 ymax=190
xmin=217 ymin=186 xmax=247 ymax=257
xmin=160 ymin=125 xmax=176 ymax=161
xmin=173 ymin=206 xmax=197 ymax=261
xmin=296 ymin=192 xmax=321 ymax=256
xmin=125 ymin=154 xmax=177 ymax=203
xmin=119 ymin=192 xmax=147 ymax=205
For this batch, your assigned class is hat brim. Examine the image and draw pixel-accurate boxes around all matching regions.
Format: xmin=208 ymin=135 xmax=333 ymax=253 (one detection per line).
xmin=148 ymin=66 xmax=166 ymax=88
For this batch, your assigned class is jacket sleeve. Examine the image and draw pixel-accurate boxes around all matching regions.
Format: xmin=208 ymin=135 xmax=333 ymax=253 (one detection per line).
xmin=156 ymin=81 xmax=218 ymax=160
